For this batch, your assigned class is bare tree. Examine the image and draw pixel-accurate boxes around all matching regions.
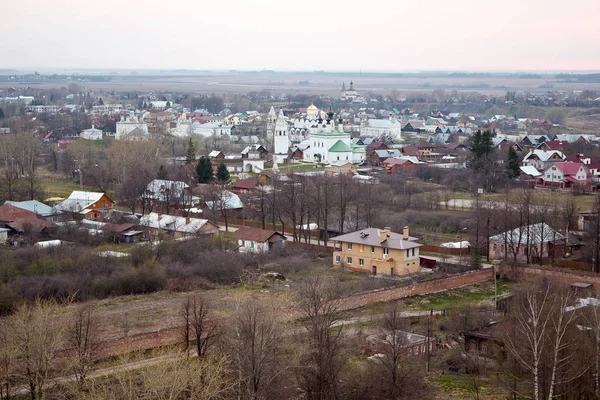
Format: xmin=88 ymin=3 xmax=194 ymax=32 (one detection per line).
xmin=181 ymin=295 xmax=219 ymax=358
xmin=375 ymin=302 xmax=409 ymax=400
xmin=8 ymin=298 xmax=68 ymax=400
xmin=229 ymin=300 xmax=287 ymax=400
xmin=67 ymin=307 xmax=101 ymax=386
xmin=296 ymin=274 xmax=346 ymax=400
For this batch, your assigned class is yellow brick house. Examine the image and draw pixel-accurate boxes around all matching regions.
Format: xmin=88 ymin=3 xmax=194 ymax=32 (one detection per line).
xmin=333 ymin=226 xmax=421 ymax=276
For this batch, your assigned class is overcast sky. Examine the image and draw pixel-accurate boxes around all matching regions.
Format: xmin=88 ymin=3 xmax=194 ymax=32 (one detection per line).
xmin=2 ymin=0 xmax=599 ymax=72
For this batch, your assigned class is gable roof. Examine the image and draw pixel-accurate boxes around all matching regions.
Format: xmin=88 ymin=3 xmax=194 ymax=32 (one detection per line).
xmin=523 ymin=150 xmax=565 ymax=162
xmin=234 ymin=227 xmax=286 ymax=243
xmin=490 ymin=222 xmax=564 ymax=245
xmin=0 ymin=204 xmax=56 ymax=232
xmin=139 ymin=212 xmax=217 ymax=234
xmin=332 ymin=227 xmax=421 ymax=250
xmin=232 ymin=178 xmax=259 ymax=190
xmin=547 ymin=162 xmax=587 ymax=176
xmin=4 ymin=200 xmax=61 ymax=217
xmin=56 ymin=191 xmax=110 ymax=213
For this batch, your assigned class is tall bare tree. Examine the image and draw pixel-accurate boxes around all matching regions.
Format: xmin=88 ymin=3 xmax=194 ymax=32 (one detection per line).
xmin=67 ymin=307 xmax=101 ymax=386
xmin=296 ymin=274 xmax=346 ymax=400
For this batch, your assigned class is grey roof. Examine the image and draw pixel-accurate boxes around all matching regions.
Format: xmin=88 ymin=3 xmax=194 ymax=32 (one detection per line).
xmin=332 ymin=228 xmax=421 ymax=250
xmin=374 ymin=149 xmax=402 ymax=158
xmin=4 ymin=200 xmax=62 ymax=217
xmin=489 ymin=223 xmax=564 ymax=245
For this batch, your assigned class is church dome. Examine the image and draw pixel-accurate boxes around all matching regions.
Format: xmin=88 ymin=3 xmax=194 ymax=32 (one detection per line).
xmin=307 ymin=104 xmax=318 ymax=112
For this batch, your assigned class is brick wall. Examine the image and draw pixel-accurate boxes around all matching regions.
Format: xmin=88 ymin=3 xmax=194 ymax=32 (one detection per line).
xmin=337 ymin=269 xmax=493 ymax=311
xmin=498 ymin=264 xmax=600 ymax=288
xmin=91 ymin=269 xmax=492 ymax=359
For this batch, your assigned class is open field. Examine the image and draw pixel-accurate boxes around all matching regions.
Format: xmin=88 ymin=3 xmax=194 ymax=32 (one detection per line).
xmin=3 ymin=72 xmax=600 ymax=95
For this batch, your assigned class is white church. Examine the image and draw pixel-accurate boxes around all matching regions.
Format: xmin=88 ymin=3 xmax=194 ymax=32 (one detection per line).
xmin=268 ymin=106 xmax=366 ymax=165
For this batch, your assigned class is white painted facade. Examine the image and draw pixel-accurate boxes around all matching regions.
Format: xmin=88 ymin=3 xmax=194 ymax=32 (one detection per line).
xmin=192 ymin=123 xmax=232 ymax=137
xmin=360 ymin=117 xmax=402 ymax=139
xmin=80 ymin=127 xmax=103 ymax=140
xmin=273 ymin=109 xmax=290 ymax=164
xmin=116 ymin=118 xmax=149 ymax=139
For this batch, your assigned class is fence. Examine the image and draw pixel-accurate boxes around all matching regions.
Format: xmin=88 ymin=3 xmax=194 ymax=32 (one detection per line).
xmin=421 ymin=245 xmax=470 ymax=256
xmin=287 ymin=241 xmax=335 ymax=253
xmin=537 ymin=258 xmax=594 ymax=272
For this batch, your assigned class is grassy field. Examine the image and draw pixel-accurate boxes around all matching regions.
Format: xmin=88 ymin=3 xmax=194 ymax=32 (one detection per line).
xmin=40 ymin=180 xmax=95 ymax=200
xmin=406 ymin=280 xmax=512 ymax=311
xmin=454 ymin=191 xmax=597 ymax=211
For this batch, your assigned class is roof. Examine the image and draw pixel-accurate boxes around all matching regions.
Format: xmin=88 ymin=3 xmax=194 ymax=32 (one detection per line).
xmin=367 ymin=119 xmax=398 ymax=129
xmin=548 ymin=162 xmax=587 ymax=176
xmin=0 ymin=204 xmax=55 ymax=232
xmin=489 ymin=222 xmax=564 ymax=245
xmin=56 ymin=191 xmax=108 ymax=213
xmin=139 ymin=212 xmax=217 ymax=234
xmin=523 ymin=149 xmax=565 ymax=162
xmin=234 ymin=227 xmax=286 ymax=243
xmin=232 ymin=178 xmax=259 ymax=190
xmin=332 ymin=227 xmax=421 ymax=250
xmin=205 ymin=190 xmax=243 ymax=210
xmin=328 ymin=140 xmax=352 ymax=153
xmin=519 ymin=166 xmax=542 ymax=177
xmin=374 ymin=149 xmax=402 ymax=158
xmin=4 ymin=200 xmax=61 ymax=217
xmin=144 ymin=180 xmax=189 ymax=202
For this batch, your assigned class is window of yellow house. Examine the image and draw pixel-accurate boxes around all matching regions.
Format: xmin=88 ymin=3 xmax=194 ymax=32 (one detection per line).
xmin=335 ymin=255 xmax=340 ymax=263
xmin=412 ymin=248 xmax=415 ymax=257
xmin=383 ymin=248 xmax=388 ymax=256
xmin=347 ymin=257 xmax=352 ymax=264
xmin=371 ymin=246 xmax=375 ymax=253
xmin=359 ymin=244 xmax=364 ymax=252
xmin=359 ymin=259 xmax=364 ymax=266
xmin=405 ymin=250 xmax=409 ymax=258
xmin=347 ymin=243 xmax=352 ymax=250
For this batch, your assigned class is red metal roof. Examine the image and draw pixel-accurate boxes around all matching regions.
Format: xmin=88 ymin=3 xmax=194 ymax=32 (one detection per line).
xmin=553 ymin=162 xmax=586 ymax=176
xmin=232 ymin=178 xmax=258 ymax=190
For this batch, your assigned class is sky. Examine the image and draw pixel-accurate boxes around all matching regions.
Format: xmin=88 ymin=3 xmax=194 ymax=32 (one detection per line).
xmin=2 ymin=0 xmax=599 ymax=72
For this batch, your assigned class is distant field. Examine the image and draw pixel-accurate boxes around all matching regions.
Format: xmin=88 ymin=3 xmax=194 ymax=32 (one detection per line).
xmin=3 ymin=72 xmax=600 ymax=96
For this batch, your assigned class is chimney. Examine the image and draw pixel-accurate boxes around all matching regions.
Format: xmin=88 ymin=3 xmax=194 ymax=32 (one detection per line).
xmin=379 ymin=229 xmax=387 ymax=243
xmin=384 ymin=226 xmax=391 ymax=237
xmin=403 ymin=226 xmax=409 ymax=240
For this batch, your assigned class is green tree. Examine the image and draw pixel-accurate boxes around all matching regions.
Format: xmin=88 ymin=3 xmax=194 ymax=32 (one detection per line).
xmin=98 ymin=98 xmax=104 ymax=106
xmin=506 ymin=146 xmax=520 ymax=179
xmin=216 ymin=162 xmax=230 ymax=183
xmin=166 ymin=101 xmax=171 ymax=108
xmin=196 ymin=157 xmax=214 ymax=184
xmin=185 ymin=137 xmax=197 ymax=164
xmin=0 ymin=107 xmax=4 ymax=119
xmin=157 ymin=165 xmax=169 ymax=180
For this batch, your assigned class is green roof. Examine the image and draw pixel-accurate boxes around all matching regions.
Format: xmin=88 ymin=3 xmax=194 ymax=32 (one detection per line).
xmin=328 ymin=140 xmax=352 ymax=152
xmin=351 ymin=144 xmax=365 ymax=153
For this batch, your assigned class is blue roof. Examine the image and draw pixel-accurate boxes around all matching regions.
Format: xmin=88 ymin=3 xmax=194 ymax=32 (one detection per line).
xmin=4 ymin=200 xmax=61 ymax=217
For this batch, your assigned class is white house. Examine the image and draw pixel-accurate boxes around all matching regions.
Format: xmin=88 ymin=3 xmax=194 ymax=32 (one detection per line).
xmin=80 ymin=126 xmax=103 ymax=141
xmin=522 ymin=150 xmax=566 ymax=170
xmin=360 ymin=116 xmax=402 ymax=140
xmin=234 ymin=227 xmax=287 ymax=253
xmin=116 ymin=117 xmax=149 ymax=140
xmin=192 ymin=122 xmax=232 ymax=137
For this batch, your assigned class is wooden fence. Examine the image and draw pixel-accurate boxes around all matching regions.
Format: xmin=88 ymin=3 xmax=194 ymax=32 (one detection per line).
xmin=287 ymin=241 xmax=335 ymax=253
xmin=537 ymin=258 xmax=595 ymax=272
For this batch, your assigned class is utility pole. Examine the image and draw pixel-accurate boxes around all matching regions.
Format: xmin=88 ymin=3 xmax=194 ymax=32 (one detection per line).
xmin=426 ymin=311 xmax=431 ymax=373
